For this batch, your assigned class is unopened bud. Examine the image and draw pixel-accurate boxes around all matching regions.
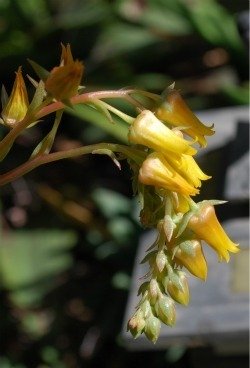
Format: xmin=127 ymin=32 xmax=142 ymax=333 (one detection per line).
xmin=144 ymin=314 xmax=161 ymax=343
xmin=167 ymin=271 xmax=189 ymax=306
xmin=163 ymin=214 xmax=176 ymax=241
xmin=155 ymin=296 xmax=176 ymax=326
xmin=1 ymin=67 xmax=29 ymax=128
xmin=149 ymin=279 xmax=160 ymax=304
xmin=127 ymin=310 xmax=146 ymax=338
xmin=156 ymin=250 xmax=167 ymax=273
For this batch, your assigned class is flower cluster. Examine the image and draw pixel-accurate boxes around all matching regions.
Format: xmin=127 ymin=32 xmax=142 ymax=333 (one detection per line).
xmin=0 ymin=44 xmax=240 ymax=344
xmin=127 ymin=88 xmax=239 ymax=343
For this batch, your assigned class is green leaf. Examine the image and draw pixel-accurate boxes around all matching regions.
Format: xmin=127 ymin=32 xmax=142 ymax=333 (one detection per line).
xmin=0 ymin=229 xmax=77 ymax=307
xmin=69 ymin=104 xmax=128 ymax=143
xmin=92 ymin=188 xmax=132 ymax=218
xmin=91 ymin=23 xmax=159 ymax=62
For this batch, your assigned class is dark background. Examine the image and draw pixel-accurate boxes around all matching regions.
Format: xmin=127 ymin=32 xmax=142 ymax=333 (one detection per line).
xmin=0 ymin=1 xmax=248 ymax=367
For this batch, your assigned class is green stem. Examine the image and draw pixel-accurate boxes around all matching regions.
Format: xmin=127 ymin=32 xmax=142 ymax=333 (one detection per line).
xmin=0 ymin=143 xmax=144 ymax=186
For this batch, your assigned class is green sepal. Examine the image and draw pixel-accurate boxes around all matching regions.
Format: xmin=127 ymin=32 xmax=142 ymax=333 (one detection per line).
xmin=28 ymin=59 xmax=50 ymax=82
xmin=30 ymin=111 xmax=62 ymax=158
xmin=1 ymin=85 xmax=8 ymax=109
xmin=27 ymin=80 xmax=46 ymax=114
xmin=92 ymin=149 xmax=121 ymax=170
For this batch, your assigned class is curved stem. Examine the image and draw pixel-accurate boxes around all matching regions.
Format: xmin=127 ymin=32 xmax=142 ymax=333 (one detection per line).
xmin=0 ymin=90 xmax=134 ymax=157
xmin=37 ymin=90 xmax=135 ymax=119
xmin=0 ymin=143 xmax=145 ymax=186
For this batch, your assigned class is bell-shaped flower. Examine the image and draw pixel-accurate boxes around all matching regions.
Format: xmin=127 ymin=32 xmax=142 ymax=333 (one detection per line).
xmin=155 ymin=89 xmax=214 ymax=147
xmin=166 ymin=153 xmax=211 ymax=188
xmin=45 ymin=44 xmax=84 ymax=101
xmin=129 ymin=110 xmax=197 ymax=156
xmin=1 ymin=67 xmax=29 ymax=128
xmin=174 ymin=239 xmax=208 ymax=280
xmin=139 ymin=152 xmax=199 ymax=197
xmin=187 ymin=204 xmax=239 ymax=262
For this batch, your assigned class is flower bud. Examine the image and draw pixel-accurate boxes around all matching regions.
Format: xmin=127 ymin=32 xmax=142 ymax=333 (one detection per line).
xmin=155 ymin=88 xmax=214 ymax=147
xmin=154 ymin=296 xmax=176 ymax=326
xmin=156 ymin=250 xmax=167 ymax=273
xmin=149 ymin=279 xmax=160 ymax=304
xmin=163 ymin=214 xmax=176 ymax=241
xmin=127 ymin=309 xmax=146 ymax=338
xmin=144 ymin=314 xmax=161 ymax=343
xmin=45 ymin=60 xmax=83 ymax=101
xmin=139 ymin=152 xmax=199 ymax=196
xmin=188 ymin=204 xmax=239 ymax=262
xmin=128 ymin=110 xmax=196 ymax=156
xmin=175 ymin=239 xmax=207 ymax=280
xmin=1 ymin=67 xmax=29 ymax=128
xmin=166 ymin=271 xmax=189 ymax=306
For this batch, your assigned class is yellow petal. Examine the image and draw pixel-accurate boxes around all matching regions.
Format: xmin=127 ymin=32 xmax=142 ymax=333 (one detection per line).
xmin=188 ymin=205 xmax=239 ymax=262
xmin=129 ymin=110 xmax=197 ymax=156
xmin=174 ymin=240 xmax=208 ymax=280
xmin=139 ymin=152 xmax=199 ymax=196
xmin=155 ymin=89 xmax=214 ymax=147
xmin=166 ymin=153 xmax=211 ymax=188
xmin=2 ymin=67 xmax=29 ymax=128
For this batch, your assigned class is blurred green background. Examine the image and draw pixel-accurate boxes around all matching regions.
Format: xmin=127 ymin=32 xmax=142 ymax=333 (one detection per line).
xmin=0 ymin=1 xmax=248 ymax=367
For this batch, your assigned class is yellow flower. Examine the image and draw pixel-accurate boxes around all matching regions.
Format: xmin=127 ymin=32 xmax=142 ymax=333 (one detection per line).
xmin=188 ymin=204 xmax=239 ymax=262
xmin=139 ymin=152 xmax=199 ymax=196
xmin=45 ymin=44 xmax=84 ymax=101
xmin=172 ymin=193 xmax=190 ymax=214
xmin=1 ymin=67 xmax=29 ymax=128
xmin=166 ymin=153 xmax=211 ymax=188
xmin=129 ymin=110 xmax=197 ymax=156
xmin=155 ymin=89 xmax=214 ymax=147
xmin=174 ymin=239 xmax=208 ymax=280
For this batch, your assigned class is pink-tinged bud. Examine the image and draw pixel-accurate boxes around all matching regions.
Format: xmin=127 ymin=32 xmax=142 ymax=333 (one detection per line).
xmin=139 ymin=152 xmax=199 ymax=197
xmin=127 ymin=310 xmax=146 ymax=338
xmin=128 ymin=110 xmax=197 ymax=156
xmin=1 ymin=67 xmax=29 ymax=128
xmin=166 ymin=271 xmax=190 ymax=306
xmin=155 ymin=89 xmax=214 ymax=147
xmin=175 ymin=239 xmax=207 ymax=280
xmin=154 ymin=296 xmax=176 ymax=326
xmin=144 ymin=314 xmax=161 ymax=343
xmin=188 ymin=205 xmax=239 ymax=262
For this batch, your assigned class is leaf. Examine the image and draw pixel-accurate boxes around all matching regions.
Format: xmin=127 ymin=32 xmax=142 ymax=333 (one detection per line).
xmin=92 ymin=188 xmax=131 ymax=218
xmin=69 ymin=104 xmax=128 ymax=143
xmin=0 ymin=229 xmax=77 ymax=307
